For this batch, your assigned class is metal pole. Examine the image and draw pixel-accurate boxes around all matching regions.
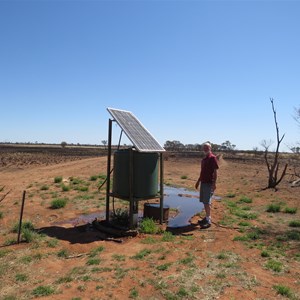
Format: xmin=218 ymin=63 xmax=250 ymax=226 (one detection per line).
xmin=129 ymin=148 xmax=134 ymax=228
xmin=17 ymin=190 xmax=26 ymax=244
xmin=160 ymin=152 xmax=164 ymax=224
xmin=106 ymin=119 xmax=113 ymax=223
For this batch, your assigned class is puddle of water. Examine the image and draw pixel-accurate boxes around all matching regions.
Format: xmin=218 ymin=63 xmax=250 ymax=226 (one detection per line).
xmin=163 ymin=186 xmax=203 ymax=228
xmin=53 ymin=186 xmax=221 ymax=229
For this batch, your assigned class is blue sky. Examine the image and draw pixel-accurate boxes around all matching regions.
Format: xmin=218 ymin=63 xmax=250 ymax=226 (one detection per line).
xmin=0 ymin=0 xmax=299 ymax=151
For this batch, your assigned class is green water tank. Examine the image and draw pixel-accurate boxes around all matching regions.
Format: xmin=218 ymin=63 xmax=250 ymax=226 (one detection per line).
xmin=113 ymin=149 xmax=159 ymax=199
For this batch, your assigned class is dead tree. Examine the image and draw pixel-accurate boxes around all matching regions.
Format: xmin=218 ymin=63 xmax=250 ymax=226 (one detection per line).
xmin=261 ymin=98 xmax=288 ymax=189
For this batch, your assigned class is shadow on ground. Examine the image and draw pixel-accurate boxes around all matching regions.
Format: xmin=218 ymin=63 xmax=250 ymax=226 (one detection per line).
xmin=38 ymin=225 xmax=101 ymax=244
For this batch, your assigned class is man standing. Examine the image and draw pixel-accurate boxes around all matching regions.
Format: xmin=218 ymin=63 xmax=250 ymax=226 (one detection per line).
xmin=195 ymin=142 xmax=219 ymax=229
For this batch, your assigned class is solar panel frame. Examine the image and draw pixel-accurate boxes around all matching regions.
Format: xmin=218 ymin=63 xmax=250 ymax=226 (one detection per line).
xmin=107 ymin=108 xmax=165 ymax=152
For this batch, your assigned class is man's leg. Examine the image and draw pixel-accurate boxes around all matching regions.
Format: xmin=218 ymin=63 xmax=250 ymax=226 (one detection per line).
xmin=199 ymin=183 xmax=212 ymax=227
xmin=204 ymin=203 xmax=211 ymax=223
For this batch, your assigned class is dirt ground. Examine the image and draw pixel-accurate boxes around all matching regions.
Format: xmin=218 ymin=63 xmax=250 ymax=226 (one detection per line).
xmin=0 ymin=145 xmax=299 ymax=300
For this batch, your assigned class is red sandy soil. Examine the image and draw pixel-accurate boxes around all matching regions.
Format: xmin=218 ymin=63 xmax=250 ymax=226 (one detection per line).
xmin=0 ymin=146 xmax=299 ymax=300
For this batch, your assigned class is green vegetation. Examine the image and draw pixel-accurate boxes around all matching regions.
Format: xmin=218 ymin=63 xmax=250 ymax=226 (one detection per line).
xmin=46 ymin=238 xmax=59 ymax=248
xmin=40 ymin=185 xmax=49 ymax=190
xmin=261 ymin=250 xmax=270 ymax=258
xmin=61 ymin=184 xmax=70 ymax=192
xmin=89 ymin=175 xmax=98 ymax=181
xmin=32 ymin=285 xmax=55 ymax=297
xmin=54 ymin=176 xmax=63 ymax=183
xmin=238 ymin=196 xmax=252 ymax=203
xmin=179 ymin=254 xmax=195 ymax=265
xmin=265 ymin=259 xmax=283 ymax=272
xmin=131 ymin=249 xmax=152 ymax=260
xmin=216 ymin=251 xmax=228 ymax=260
xmin=156 ymin=262 xmax=172 ymax=271
xmin=0 ymin=249 xmax=10 ymax=258
xmin=15 ymin=273 xmax=28 ymax=282
xmin=289 ymin=220 xmax=300 ymax=228
xmin=273 ymin=285 xmax=293 ymax=298
xmin=112 ymin=254 xmax=126 ymax=261
xmin=57 ymin=249 xmax=69 ymax=258
xmin=50 ymin=198 xmax=67 ymax=209
xmin=284 ymin=207 xmax=297 ymax=214
xmin=161 ymin=231 xmax=175 ymax=242
xmin=226 ymin=192 xmax=236 ymax=198
xmin=286 ymin=230 xmax=300 ymax=241
xmin=86 ymin=258 xmax=101 ymax=265
xmin=180 ymin=175 xmax=188 ymax=179
xmin=89 ymin=246 xmax=105 ymax=257
xmin=139 ymin=218 xmax=159 ymax=234
xmin=12 ymin=221 xmax=34 ymax=233
xmin=129 ymin=287 xmax=139 ymax=298
xmin=266 ymin=204 xmax=281 ymax=213
xmin=110 ymin=208 xmax=129 ymax=227
xmin=22 ymin=228 xmax=39 ymax=243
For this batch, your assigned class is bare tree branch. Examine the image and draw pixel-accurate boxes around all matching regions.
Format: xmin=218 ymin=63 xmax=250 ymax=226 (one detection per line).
xmin=262 ymin=98 xmax=288 ymax=189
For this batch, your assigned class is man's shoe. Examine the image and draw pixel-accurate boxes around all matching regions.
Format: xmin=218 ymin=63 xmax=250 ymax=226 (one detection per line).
xmin=198 ymin=218 xmax=207 ymax=225
xmin=200 ymin=223 xmax=211 ymax=229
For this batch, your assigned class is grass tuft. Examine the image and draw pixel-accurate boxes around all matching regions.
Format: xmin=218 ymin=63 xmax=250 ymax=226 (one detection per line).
xmin=32 ymin=285 xmax=55 ymax=297
xmin=289 ymin=220 xmax=300 ymax=228
xmin=54 ymin=176 xmax=63 ymax=183
xmin=239 ymin=196 xmax=252 ymax=203
xmin=265 ymin=259 xmax=283 ymax=272
xmin=273 ymin=285 xmax=293 ymax=298
xmin=139 ymin=218 xmax=159 ymax=234
xmin=266 ymin=204 xmax=281 ymax=213
xmin=50 ymin=198 xmax=67 ymax=209
xmin=284 ymin=207 xmax=297 ymax=214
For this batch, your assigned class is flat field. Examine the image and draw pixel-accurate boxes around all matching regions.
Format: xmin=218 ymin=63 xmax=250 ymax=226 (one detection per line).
xmin=0 ymin=145 xmax=299 ymax=300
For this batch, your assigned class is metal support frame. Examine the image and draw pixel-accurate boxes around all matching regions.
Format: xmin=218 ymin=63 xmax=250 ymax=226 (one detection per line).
xmin=159 ymin=152 xmax=164 ymax=224
xmin=106 ymin=118 xmax=113 ymax=223
xmin=105 ymin=117 xmax=164 ymax=228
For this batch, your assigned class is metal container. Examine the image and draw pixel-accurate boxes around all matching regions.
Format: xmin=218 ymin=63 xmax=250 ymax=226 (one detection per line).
xmin=143 ymin=203 xmax=169 ymax=221
xmin=113 ymin=149 xmax=159 ymax=199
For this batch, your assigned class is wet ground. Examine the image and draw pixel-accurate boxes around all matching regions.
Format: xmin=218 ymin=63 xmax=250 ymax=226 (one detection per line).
xmin=54 ymin=186 xmax=221 ymax=228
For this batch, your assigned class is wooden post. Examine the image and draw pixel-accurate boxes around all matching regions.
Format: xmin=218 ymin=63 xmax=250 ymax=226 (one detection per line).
xmin=17 ymin=190 xmax=26 ymax=244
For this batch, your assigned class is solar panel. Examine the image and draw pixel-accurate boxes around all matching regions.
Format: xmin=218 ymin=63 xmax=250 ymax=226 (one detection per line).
xmin=107 ymin=108 xmax=165 ymax=152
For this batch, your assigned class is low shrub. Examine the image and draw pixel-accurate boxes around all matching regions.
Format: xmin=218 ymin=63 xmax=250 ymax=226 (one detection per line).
xmin=139 ymin=218 xmax=159 ymax=234
xmin=12 ymin=221 xmax=34 ymax=233
xmin=284 ymin=207 xmax=297 ymax=214
xmin=50 ymin=198 xmax=67 ymax=209
xmin=273 ymin=285 xmax=293 ymax=298
xmin=265 ymin=259 xmax=283 ymax=272
xmin=32 ymin=285 xmax=55 ymax=297
xmin=289 ymin=220 xmax=300 ymax=228
xmin=54 ymin=176 xmax=63 ymax=183
xmin=266 ymin=204 xmax=281 ymax=213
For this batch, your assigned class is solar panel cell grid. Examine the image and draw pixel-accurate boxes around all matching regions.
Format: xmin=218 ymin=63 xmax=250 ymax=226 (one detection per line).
xmin=107 ymin=108 xmax=165 ymax=152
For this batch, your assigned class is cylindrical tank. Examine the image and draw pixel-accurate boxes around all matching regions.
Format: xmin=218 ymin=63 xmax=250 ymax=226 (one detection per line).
xmin=113 ymin=149 xmax=159 ymax=199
